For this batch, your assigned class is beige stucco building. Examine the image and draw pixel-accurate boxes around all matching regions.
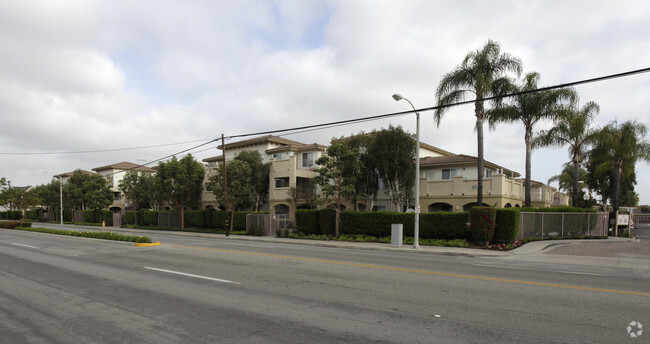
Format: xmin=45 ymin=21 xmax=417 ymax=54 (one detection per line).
xmin=199 ymin=135 xmax=570 ymax=217
xmin=91 ymin=162 xmax=155 ymax=211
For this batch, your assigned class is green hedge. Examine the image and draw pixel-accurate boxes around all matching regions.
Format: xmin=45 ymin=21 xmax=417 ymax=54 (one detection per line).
xmin=296 ymin=209 xmax=320 ymax=234
xmin=0 ymin=221 xmax=32 ymax=229
xmin=204 ymin=208 xmax=216 ymax=228
xmin=1 ymin=211 xmax=23 ymax=220
xmin=25 ymin=209 xmax=44 ymax=221
xmin=211 ymin=211 xmax=249 ymax=230
xmin=295 ymin=210 xmax=469 ymax=240
xmin=493 ymin=209 xmax=520 ymax=243
xmin=468 ymin=207 xmax=496 ymax=245
xmin=184 ymin=210 xmax=206 ymax=228
xmin=318 ymin=208 xmax=337 ymax=235
xmin=13 ymin=226 xmax=151 ymax=243
xmin=143 ymin=210 xmax=158 ymax=226
xmin=420 ymin=212 xmax=469 ymax=240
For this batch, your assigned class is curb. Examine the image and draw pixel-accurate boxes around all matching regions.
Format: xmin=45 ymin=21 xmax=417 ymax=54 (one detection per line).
xmin=135 ymin=242 xmax=161 ymax=247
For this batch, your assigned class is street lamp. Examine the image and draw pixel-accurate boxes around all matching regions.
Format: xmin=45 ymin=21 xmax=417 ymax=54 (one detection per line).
xmin=392 ymin=93 xmax=420 ymax=248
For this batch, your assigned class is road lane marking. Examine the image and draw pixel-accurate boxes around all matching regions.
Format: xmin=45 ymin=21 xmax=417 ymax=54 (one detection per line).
xmin=168 ymin=244 xmax=650 ymax=297
xmin=144 ymin=266 xmax=240 ymax=285
xmin=12 ymin=243 xmax=38 ymax=249
xmin=473 ymin=264 xmax=608 ymax=276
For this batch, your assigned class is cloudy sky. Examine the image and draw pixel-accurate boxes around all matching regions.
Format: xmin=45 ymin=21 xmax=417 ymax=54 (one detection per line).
xmin=1 ymin=0 xmax=649 ymax=205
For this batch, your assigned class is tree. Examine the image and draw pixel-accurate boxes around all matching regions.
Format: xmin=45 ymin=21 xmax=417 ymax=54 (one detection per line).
xmin=487 ymin=72 xmax=576 ymax=206
xmin=84 ymin=174 xmax=113 ymax=214
xmin=206 ymin=159 xmax=253 ymax=234
xmin=233 ymin=150 xmax=270 ymax=211
xmin=435 ymin=39 xmax=522 ymax=205
xmin=547 ymin=162 xmax=588 ymax=195
xmin=547 ymin=163 xmax=596 ymax=208
xmin=314 ymin=137 xmax=363 ymax=236
xmin=534 ymin=101 xmax=600 ymax=207
xmin=367 ymin=126 xmax=416 ymax=211
xmin=12 ymin=189 xmax=42 ymax=224
xmin=588 ymin=120 xmax=650 ymax=212
xmin=62 ymin=170 xmax=112 ymax=211
xmin=32 ymin=180 xmax=61 ymax=214
xmin=155 ymin=155 xmax=205 ymax=229
xmin=119 ymin=170 xmax=157 ymax=212
xmin=0 ymin=180 xmax=16 ymax=212
xmin=286 ymin=181 xmax=319 ymax=211
xmin=346 ymin=133 xmax=379 ymax=211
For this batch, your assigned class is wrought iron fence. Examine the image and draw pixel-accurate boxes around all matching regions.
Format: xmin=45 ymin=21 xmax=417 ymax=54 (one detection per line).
xmin=246 ymin=214 xmax=291 ymax=236
xmin=517 ymin=212 xmax=609 ymax=240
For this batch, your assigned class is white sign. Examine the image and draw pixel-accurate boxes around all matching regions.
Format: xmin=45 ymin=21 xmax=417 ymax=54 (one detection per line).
xmin=617 ymin=214 xmax=629 ymax=225
xmin=415 ymin=205 xmax=421 ymax=214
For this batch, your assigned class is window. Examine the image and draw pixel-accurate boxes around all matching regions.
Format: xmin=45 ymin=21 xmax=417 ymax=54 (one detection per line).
xmin=273 ymin=153 xmax=283 ymax=160
xmin=275 ymin=177 xmax=289 ymax=188
xmin=377 ymin=178 xmax=386 ymax=190
xmin=485 ymin=169 xmax=492 ymax=178
xmin=442 ymin=168 xmax=459 ymax=180
xmin=302 ymin=152 xmax=314 ymax=168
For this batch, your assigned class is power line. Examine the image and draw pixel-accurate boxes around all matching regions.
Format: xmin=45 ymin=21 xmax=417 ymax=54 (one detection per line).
xmin=226 ymin=67 xmax=650 ymax=140
xmin=0 ymin=139 xmax=210 ymax=155
xmin=108 ymin=67 xmax=650 ymax=179
xmin=46 ymin=66 xmax=650 ymax=181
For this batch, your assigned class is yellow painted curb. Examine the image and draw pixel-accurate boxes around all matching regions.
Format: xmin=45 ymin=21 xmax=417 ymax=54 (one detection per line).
xmin=135 ymin=242 xmax=161 ymax=247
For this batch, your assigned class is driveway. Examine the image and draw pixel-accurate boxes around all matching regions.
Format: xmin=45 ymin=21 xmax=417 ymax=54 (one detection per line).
xmin=542 ymin=223 xmax=650 ymax=259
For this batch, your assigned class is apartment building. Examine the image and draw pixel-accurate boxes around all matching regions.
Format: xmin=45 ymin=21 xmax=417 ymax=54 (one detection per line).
xmin=199 ymin=135 xmax=569 ymax=216
xmin=91 ymin=162 xmax=155 ymax=211
xmin=201 ymin=135 xmax=327 ymax=212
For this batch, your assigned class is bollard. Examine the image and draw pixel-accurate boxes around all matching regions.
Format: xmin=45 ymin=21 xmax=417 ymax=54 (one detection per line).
xmin=102 ymin=221 xmax=105 ymax=230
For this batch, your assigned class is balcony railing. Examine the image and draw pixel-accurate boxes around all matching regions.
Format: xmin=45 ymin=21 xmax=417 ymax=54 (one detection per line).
xmin=297 ymin=159 xmax=315 ymax=170
xmin=422 ymin=174 xmax=523 ymax=198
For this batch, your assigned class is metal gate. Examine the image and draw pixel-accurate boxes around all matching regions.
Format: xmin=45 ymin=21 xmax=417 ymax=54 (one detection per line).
xmin=158 ymin=212 xmax=181 ymax=228
xmin=246 ymin=214 xmax=291 ymax=236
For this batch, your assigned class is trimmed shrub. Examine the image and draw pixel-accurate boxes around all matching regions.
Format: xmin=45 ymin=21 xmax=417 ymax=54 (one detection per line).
xmin=0 ymin=221 xmax=32 ymax=229
xmin=204 ymin=208 xmax=216 ymax=228
xmin=319 ymin=208 xmax=337 ymax=235
xmin=211 ymin=211 xmax=249 ymax=230
xmin=83 ymin=210 xmax=97 ymax=223
xmin=493 ymin=209 xmax=520 ymax=243
xmin=25 ymin=209 xmax=44 ymax=221
xmin=3 ymin=211 xmax=23 ymax=220
xmin=468 ymin=207 xmax=497 ymax=245
xmin=143 ymin=210 xmax=158 ymax=226
xmin=296 ymin=209 xmax=320 ymax=234
xmin=125 ymin=211 xmax=135 ymax=225
xmin=184 ymin=210 xmax=205 ymax=228
xmin=419 ymin=212 xmax=469 ymax=240
xmin=13 ymin=226 xmax=151 ymax=243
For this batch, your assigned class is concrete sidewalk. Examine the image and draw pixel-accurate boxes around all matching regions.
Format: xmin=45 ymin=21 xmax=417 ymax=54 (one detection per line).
xmin=37 ymin=222 xmax=643 ymax=259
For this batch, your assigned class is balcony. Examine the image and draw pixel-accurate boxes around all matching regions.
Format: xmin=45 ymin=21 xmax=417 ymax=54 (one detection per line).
xmin=421 ymin=174 xmax=523 ymax=199
xmin=297 ymin=158 xmax=316 ymax=171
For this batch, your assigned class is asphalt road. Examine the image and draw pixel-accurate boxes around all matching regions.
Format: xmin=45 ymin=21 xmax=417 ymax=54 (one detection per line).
xmin=1 ymin=227 xmax=648 ymax=343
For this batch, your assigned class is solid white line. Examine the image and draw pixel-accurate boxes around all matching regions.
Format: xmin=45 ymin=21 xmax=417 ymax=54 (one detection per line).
xmin=144 ymin=267 xmax=240 ymax=284
xmin=473 ymin=264 xmax=607 ymax=276
xmin=12 ymin=243 xmax=38 ymax=249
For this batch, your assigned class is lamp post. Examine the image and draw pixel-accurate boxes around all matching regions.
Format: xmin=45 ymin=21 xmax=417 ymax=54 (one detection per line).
xmin=392 ymin=93 xmax=420 ymax=248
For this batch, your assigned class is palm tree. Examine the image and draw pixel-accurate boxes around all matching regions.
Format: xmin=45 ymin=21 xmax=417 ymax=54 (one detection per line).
xmin=487 ymin=72 xmax=576 ymax=206
xmin=534 ymin=101 xmax=600 ymax=207
xmin=590 ymin=120 xmax=650 ymax=212
xmin=547 ymin=162 xmax=588 ymax=195
xmin=435 ymin=39 xmax=522 ymax=205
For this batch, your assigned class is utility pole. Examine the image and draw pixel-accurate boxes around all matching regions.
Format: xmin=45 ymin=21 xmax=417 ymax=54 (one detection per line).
xmin=221 ymin=134 xmax=229 ymax=236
